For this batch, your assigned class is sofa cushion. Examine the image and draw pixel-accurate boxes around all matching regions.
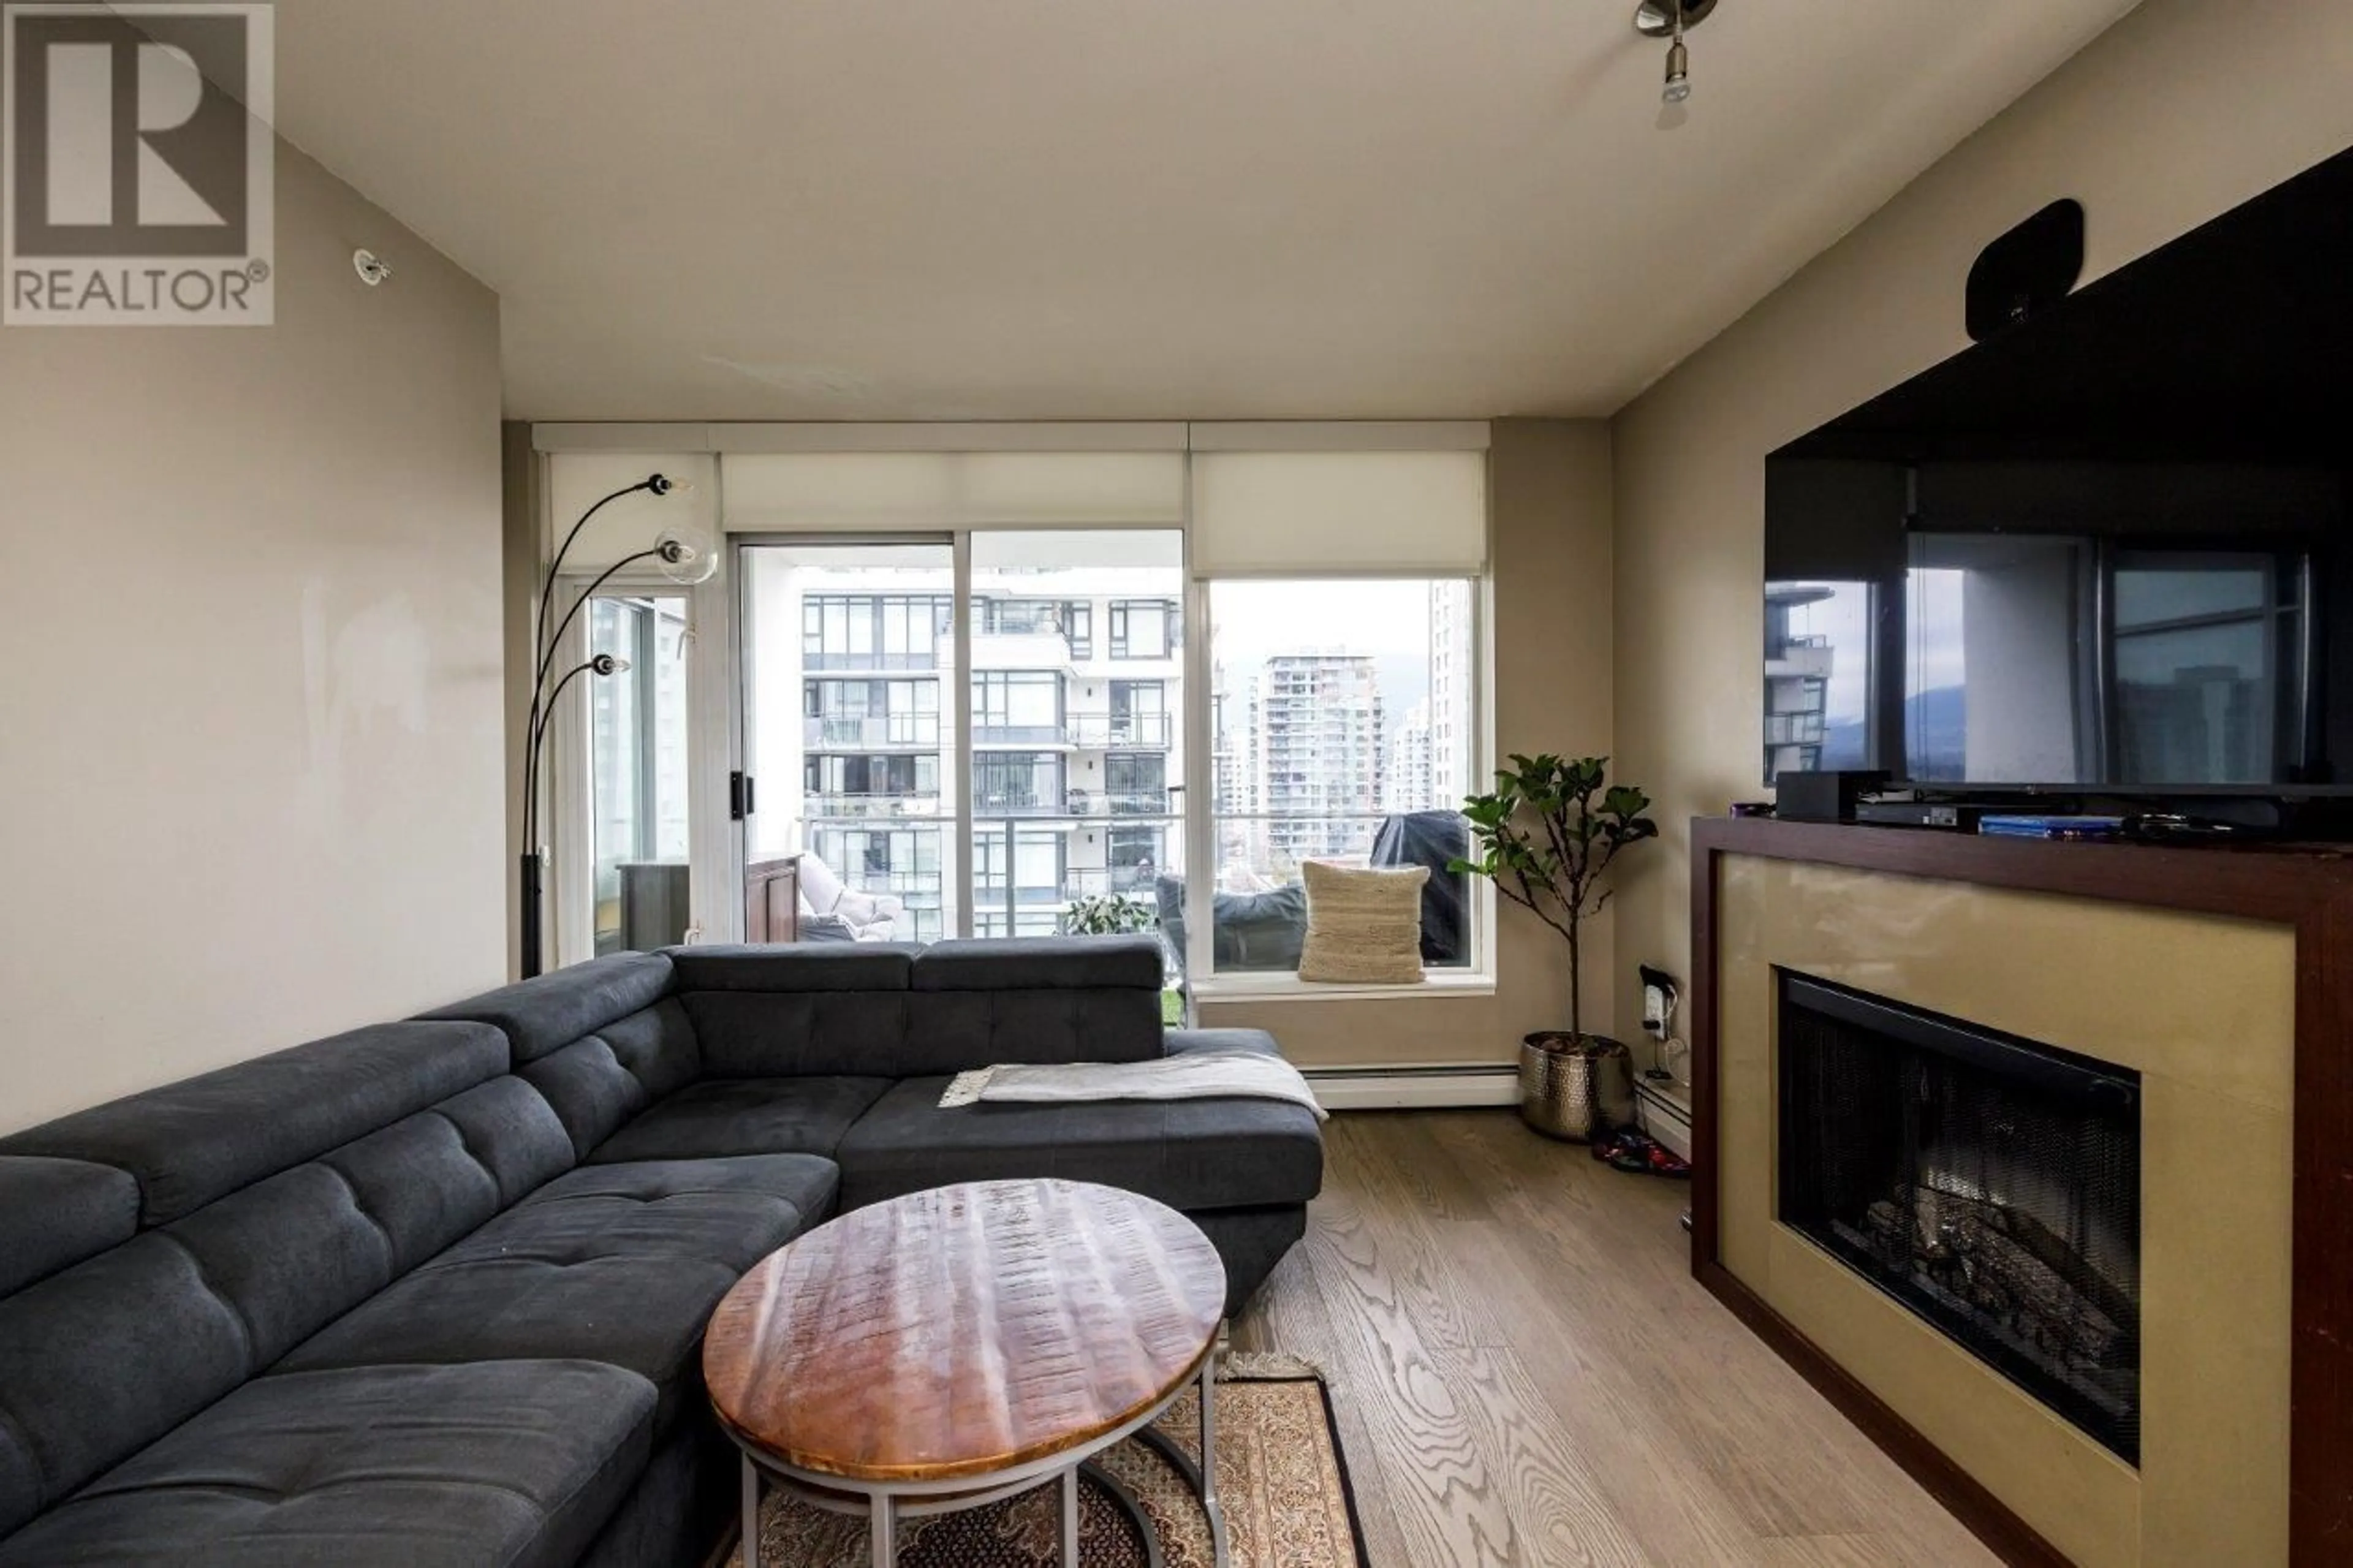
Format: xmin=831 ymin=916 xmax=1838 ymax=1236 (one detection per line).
xmin=904 ymin=986 xmax=1165 ymax=1072
xmin=0 ymin=1157 xmax=138 ymax=1297
xmin=1297 ymin=860 xmax=1430 ymax=984
xmin=589 ymin=1077 xmax=892 ymax=1164
xmin=0 ymin=1021 xmax=509 ymax=1225
xmin=665 ymin=944 xmax=915 ymax=993
xmin=420 ymin=952 xmax=676 ymax=1065
xmin=911 ymin=935 xmax=1162 ymax=991
xmin=835 ymin=1077 xmax=1324 ymax=1214
xmin=682 ymin=990 xmax=914 ymax=1078
xmin=0 ymin=1360 xmax=654 ymax=1568
xmin=278 ymin=1155 xmax=838 ymax=1428
xmin=517 ymin=999 xmax=702 ymax=1159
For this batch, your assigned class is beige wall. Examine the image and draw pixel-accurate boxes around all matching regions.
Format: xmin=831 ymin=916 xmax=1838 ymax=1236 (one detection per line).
xmin=1202 ymin=418 xmax=1613 ymax=1068
xmin=0 ymin=143 xmax=506 ymax=1134
xmin=1608 ymin=0 xmax=2353 ymax=1039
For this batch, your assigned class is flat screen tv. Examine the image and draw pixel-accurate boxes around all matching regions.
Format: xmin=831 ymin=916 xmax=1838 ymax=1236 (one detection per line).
xmin=1764 ymin=146 xmax=2353 ymax=802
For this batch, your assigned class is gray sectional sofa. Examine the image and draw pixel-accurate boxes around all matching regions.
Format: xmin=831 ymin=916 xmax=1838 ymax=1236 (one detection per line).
xmin=0 ymin=936 xmax=1322 ymax=1566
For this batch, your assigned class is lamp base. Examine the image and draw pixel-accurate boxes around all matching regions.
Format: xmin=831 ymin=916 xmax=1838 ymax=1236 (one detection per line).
xmin=520 ymin=852 xmax=544 ymax=980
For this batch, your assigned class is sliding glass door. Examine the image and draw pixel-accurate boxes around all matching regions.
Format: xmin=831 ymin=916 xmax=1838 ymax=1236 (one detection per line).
xmin=740 ymin=543 xmax=958 ymax=943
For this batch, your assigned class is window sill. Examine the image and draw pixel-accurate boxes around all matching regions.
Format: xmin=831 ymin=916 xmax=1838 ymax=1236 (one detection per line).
xmin=1189 ymin=971 xmax=1497 ymax=1005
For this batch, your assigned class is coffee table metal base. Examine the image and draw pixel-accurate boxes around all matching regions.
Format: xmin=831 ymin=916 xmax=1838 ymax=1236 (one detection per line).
xmin=734 ymin=1350 xmax=1226 ymax=1568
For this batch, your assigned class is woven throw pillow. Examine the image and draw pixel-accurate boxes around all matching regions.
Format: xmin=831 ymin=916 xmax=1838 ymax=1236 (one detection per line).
xmin=1298 ymin=860 xmax=1430 ymax=984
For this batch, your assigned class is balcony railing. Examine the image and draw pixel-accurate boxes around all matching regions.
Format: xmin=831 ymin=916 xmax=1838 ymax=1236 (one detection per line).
xmin=804 ymin=649 xmax=944 ymax=673
xmin=1069 ymin=713 xmax=1173 ymax=749
xmin=805 ymin=715 xmax=941 ymax=749
xmin=1764 ymin=713 xmax=1826 ymax=746
xmin=971 ymin=792 xmax=1067 ymax=818
xmin=803 ymin=792 xmax=942 ymax=819
xmin=971 ymin=722 xmax=1069 ymax=747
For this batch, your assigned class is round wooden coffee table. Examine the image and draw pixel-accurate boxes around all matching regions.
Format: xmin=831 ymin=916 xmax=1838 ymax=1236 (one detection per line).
xmin=705 ymin=1178 xmax=1230 ymax=1568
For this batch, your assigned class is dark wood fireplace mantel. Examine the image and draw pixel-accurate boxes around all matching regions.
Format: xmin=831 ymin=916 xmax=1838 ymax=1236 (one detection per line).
xmin=1688 ymin=815 xmax=2353 ymax=1567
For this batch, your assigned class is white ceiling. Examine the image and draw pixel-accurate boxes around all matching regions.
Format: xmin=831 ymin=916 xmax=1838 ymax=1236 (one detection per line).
xmin=268 ymin=1 xmax=2138 ymax=422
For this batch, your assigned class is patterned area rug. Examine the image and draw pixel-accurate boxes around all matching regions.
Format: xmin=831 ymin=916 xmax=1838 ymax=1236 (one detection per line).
xmin=732 ymin=1355 xmax=1368 ymax=1567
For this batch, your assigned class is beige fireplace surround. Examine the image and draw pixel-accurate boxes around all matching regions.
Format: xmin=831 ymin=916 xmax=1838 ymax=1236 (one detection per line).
xmin=1716 ymin=856 xmax=2294 ymax=1568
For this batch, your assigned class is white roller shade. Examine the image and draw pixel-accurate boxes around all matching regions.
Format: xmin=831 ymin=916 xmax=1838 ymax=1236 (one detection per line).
xmin=1189 ymin=450 xmax=1489 ymax=576
xmin=545 ymin=453 xmax=718 ymax=570
xmin=722 ymin=452 xmax=1185 ymax=532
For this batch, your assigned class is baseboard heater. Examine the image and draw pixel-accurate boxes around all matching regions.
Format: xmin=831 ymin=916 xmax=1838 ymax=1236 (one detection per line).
xmin=1302 ymin=1064 xmax=1519 ymax=1111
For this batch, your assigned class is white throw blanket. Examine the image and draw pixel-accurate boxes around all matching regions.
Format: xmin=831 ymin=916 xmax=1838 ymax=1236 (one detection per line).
xmin=939 ymin=1050 xmax=1328 ymax=1122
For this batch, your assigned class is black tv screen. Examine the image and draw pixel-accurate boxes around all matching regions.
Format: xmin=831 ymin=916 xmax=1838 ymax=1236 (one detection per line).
xmin=1764 ymin=146 xmax=2353 ymax=797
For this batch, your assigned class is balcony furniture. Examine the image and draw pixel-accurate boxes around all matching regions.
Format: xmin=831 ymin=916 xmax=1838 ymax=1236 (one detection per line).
xmin=1156 ymin=811 xmax=1474 ymax=979
xmin=708 ymin=1179 xmax=1227 ymax=1568
xmin=1368 ymin=810 xmax=1472 ymax=966
xmin=793 ymin=852 xmax=901 ymax=942
xmin=743 ymin=855 xmax=801 ymax=944
xmin=1156 ymin=874 xmax=1311 ymax=975
xmin=0 ymin=937 xmax=1319 ymax=1567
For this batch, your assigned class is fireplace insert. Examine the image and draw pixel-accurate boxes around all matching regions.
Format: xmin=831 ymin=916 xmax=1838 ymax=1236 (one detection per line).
xmin=1777 ymin=971 xmax=2142 ymax=1463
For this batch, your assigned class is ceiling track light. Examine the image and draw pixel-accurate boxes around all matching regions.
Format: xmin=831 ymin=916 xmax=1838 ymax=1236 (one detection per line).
xmin=1635 ymin=0 xmax=1716 ymax=106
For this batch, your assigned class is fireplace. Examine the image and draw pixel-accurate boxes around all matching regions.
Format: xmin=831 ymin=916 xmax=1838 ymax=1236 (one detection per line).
xmin=1777 ymin=971 xmax=2142 ymax=1464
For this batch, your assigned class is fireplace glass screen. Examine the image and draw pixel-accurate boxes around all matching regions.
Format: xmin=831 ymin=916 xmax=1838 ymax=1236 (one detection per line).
xmin=1778 ymin=971 xmax=2141 ymax=1463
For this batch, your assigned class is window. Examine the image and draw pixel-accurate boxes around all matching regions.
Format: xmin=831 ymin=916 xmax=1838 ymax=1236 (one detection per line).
xmin=1206 ymin=578 xmax=1477 ymax=974
xmin=804 ymin=679 xmax=940 ymax=749
xmin=1763 ymin=580 xmax=1873 ymax=786
xmin=971 ymin=671 xmax=1064 ymax=744
xmin=975 ymin=827 xmax=1065 ymax=909
xmin=969 ymin=531 xmax=1184 ymax=947
xmin=1108 ymin=825 xmax=1165 ymax=893
xmin=2112 ymin=550 xmax=2302 ymax=784
xmin=805 ymin=752 xmax=938 ymax=805
xmin=1105 ymin=752 xmax=1166 ymax=814
xmin=1109 ymin=599 xmax=1176 ymax=659
xmin=1108 ymin=681 xmax=1168 ymax=748
xmin=586 ymin=594 xmax=691 ymax=955
xmin=801 ymin=594 xmax=951 ymax=672
xmin=972 ymin=752 xmax=1063 ymax=816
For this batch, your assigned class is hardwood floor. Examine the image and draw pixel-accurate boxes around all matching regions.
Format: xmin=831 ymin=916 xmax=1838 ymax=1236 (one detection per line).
xmin=1230 ymin=1111 xmax=1999 ymax=1568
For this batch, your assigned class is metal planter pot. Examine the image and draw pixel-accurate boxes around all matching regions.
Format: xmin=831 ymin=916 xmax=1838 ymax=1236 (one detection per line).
xmin=1519 ymin=1032 xmax=1635 ymax=1142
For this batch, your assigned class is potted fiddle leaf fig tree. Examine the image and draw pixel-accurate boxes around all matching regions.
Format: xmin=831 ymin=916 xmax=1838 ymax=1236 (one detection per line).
xmin=1451 ymin=754 xmax=1658 ymax=1140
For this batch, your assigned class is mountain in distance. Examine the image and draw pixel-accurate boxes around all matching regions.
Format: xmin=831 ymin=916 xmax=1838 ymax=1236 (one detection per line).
xmin=1821 ymin=685 xmax=1967 ymax=778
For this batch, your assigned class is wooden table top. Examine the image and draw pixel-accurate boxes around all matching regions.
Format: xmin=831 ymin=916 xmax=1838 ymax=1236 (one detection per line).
xmin=703 ymin=1178 xmax=1227 ymax=1483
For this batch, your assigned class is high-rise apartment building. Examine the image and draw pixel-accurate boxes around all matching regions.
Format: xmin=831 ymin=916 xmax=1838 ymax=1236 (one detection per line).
xmin=1384 ymin=699 xmax=1434 ymax=814
xmin=1254 ymin=654 xmax=1384 ymax=867
xmin=793 ymin=579 xmax=1183 ymax=940
xmin=1427 ymin=581 xmax=1469 ymax=807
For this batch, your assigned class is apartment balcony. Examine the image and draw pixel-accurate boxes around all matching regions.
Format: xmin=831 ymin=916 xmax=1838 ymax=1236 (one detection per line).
xmin=805 ymin=650 xmax=944 ymax=674
xmin=804 ymin=715 xmax=941 ymax=749
xmin=1068 ymin=713 xmax=1173 ymax=750
xmin=970 ymin=722 xmax=1072 ymax=747
xmin=971 ymin=631 xmax=1075 ymax=673
xmin=1764 ymin=713 xmax=1826 ymax=747
xmin=1765 ymin=635 xmax=1836 ymax=680
xmin=966 ymin=713 xmax=1175 ymax=750
xmin=804 ymin=792 xmax=942 ymax=819
xmin=971 ymin=792 xmax=1070 ymax=819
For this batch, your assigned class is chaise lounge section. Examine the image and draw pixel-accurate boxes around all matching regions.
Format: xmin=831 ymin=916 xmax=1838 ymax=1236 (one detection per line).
xmin=0 ymin=936 xmax=1320 ymax=1567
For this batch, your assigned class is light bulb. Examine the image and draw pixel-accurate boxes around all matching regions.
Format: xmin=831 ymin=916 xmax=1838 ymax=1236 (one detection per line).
xmin=1663 ymin=39 xmax=1690 ymax=103
xmin=589 ymin=653 xmax=632 ymax=677
xmin=654 ymin=532 xmax=721 ymax=586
